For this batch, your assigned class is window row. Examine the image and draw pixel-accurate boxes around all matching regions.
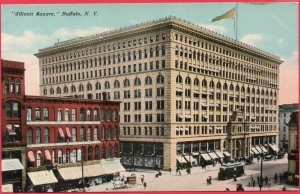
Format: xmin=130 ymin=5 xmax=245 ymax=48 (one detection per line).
xmin=26 ymin=107 xmax=118 ymax=122
xmin=27 ymin=126 xmax=119 ymax=144
xmin=122 ymin=126 xmax=165 ymax=136
xmin=3 ymin=78 xmax=21 ymax=95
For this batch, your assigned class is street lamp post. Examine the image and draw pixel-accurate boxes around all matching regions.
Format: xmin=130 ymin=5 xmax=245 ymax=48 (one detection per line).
xmin=259 ymin=153 xmax=263 ymax=191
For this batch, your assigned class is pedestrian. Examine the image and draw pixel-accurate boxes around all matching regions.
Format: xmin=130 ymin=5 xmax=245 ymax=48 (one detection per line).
xmin=176 ymin=168 xmax=179 ymax=175
xmin=141 ymin=175 xmax=144 ymax=184
xmin=274 ymin=173 xmax=278 ymax=182
xmin=268 ymin=180 xmax=271 ymax=187
xmin=143 ymin=182 xmax=147 ymax=190
xmin=179 ymin=170 xmax=181 ymax=176
xmin=257 ymin=176 xmax=260 ymax=185
xmin=252 ymin=180 xmax=256 ymax=187
xmin=264 ymin=176 xmax=268 ymax=185
xmin=279 ymin=173 xmax=283 ymax=183
xmin=282 ymin=186 xmax=287 ymax=191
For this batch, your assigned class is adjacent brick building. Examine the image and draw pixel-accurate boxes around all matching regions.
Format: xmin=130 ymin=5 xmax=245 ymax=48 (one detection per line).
xmin=1 ymin=59 xmax=122 ymax=192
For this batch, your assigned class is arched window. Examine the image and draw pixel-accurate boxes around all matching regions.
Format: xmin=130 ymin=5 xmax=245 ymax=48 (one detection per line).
xmin=216 ymin=82 xmax=221 ymax=89
xmin=270 ymin=91 xmax=273 ymax=97
xmin=247 ymin=87 xmax=250 ymax=93
xmin=104 ymin=81 xmax=110 ymax=89
xmin=229 ymin=84 xmax=234 ymax=91
xmin=261 ymin=89 xmax=265 ymax=95
xmin=88 ymin=146 xmax=93 ymax=160
xmin=194 ymin=78 xmax=199 ymax=86
xmin=176 ymin=75 xmax=182 ymax=84
xmin=134 ymin=77 xmax=141 ymax=86
xmin=252 ymin=88 xmax=255 ymax=94
xmin=223 ymin=83 xmax=228 ymax=90
xmin=58 ymin=149 xmax=63 ymax=164
xmin=114 ymin=80 xmax=120 ymax=88
xmin=27 ymin=128 xmax=33 ymax=144
xmin=73 ymin=149 xmax=78 ymax=162
xmin=35 ymin=128 xmax=41 ymax=143
xmin=162 ymin=45 xmax=166 ymax=56
xmin=108 ymin=144 xmax=113 ymax=158
xmin=44 ymin=128 xmax=49 ymax=143
xmin=102 ymin=145 xmax=106 ymax=159
xmin=56 ymin=87 xmax=61 ymax=94
xmin=94 ymin=127 xmax=98 ymax=141
xmin=4 ymin=79 xmax=9 ymax=94
xmin=87 ymin=83 xmax=92 ymax=91
xmin=72 ymin=128 xmax=77 ymax=142
xmin=79 ymin=84 xmax=84 ymax=92
xmin=145 ymin=76 xmax=152 ymax=85
xmin=256 ymin=89 xmax=260 ymax=95
xmin=102 ymin=127 xmax=106 ymax=140
xmin=241 ymin=86 xmax=245 ymax=93
xmin=10 ymin=80 xmax=15 ymax=93
xmin=209 ymin=81 xmax=214 ymax=88
xmin=37 ymin=152 xmax=42 ymax=167
xmin=95 ymin=146 xmax=99 ymax=159
xmin=87 ymin=109 xmax=92 ymax=121
xmin=157 ymin=75 xmax=164 ymax=84
xmin=202 ymin=79 xmax=207 ymax=87
xmin=80 ymin=108 xmax=85 ymax=121
xmin=66 ymin=149 xmax=70 ymax=163
xmin=114 ymin=127 xmax=118 ymax=139
xmin=63 ymin=86 xmax=68 ymax=93
xmin=50 ymin=88 xmax=54 ymax=95
xmin=114 ymin=143 xmax=119 ymax=157
xmin=94 ymin=110 xmax=98 ymax=121
xmin=95 ymin=82 xmax=101 ymax=90
xmin=124 ymin=79 xmax=130 ymax=87
xmin=235 ymin=85 xmax=240 ymax=92
xmin=108 ymin=127 xmax=112 ymax=140
xmin=65 ymin=109 xmax=70 ymax=121
xmin=57 ymin=109 xmax=62 ymax=121
xmin=81 ymin=146 xmax=86 ymax=161
xmin=43 ymin=88 xmax=47 ymax=95
xmin=100 ymin=110 xmax=105 ymax=121
xmin=87 ymin=128 xmax=92 ymax=141
xmin=107 ymin=109 xmax=112 ymax=121
xmin=185 ymin=76 xmax=191 ymax=85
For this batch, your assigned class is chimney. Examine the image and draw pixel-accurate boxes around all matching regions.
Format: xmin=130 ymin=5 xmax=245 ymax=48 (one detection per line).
xmin=102 ymin=92 xmax=107 ymax=101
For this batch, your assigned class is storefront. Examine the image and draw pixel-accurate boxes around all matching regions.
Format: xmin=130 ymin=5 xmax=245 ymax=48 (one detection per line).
xmin=27 ymin=170 xmax=57 ymax=192
xmin=2 ymin=159 xmax=24 ymax=192
xmin=121 ymin=142 xmax=164 ymax=169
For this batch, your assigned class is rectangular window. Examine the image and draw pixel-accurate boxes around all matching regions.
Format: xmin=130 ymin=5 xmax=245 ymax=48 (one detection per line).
xmin=94 ymin=128 xmax=98 ymax=140
xmin=43 ymin=108 xmax=49 ymax=120
xmin=35 ymin=108 xmax=41 ymax=121
xmin=80 ymin=128 xmax=85 ymax=141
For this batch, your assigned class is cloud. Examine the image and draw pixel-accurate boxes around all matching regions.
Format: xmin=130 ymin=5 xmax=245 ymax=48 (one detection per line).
xmin=279 ymin=51 xmax=298 ymax=104
xmin=2 ymin=26 xmax=112 ymax=95
xmin=240 ymin=33 xmax=266 ymax=46
xmin=199 ymin=23 xmax=227 ymax=33
xmin=277 ymin=38 xmax=286 ymax=45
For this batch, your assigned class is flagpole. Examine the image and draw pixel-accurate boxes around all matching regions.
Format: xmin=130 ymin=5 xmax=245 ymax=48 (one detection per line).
xmin=235 ymin=3 xmax=238 ymax=41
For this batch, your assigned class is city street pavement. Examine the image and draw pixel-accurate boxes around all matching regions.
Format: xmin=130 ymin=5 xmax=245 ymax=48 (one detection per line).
xmin=87 ymin=156 xmax=298 ymax=192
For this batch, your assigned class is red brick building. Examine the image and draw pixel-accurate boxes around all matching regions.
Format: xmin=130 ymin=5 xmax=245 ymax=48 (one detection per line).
xmin=2 ymin=59 xmax=122 ymax=192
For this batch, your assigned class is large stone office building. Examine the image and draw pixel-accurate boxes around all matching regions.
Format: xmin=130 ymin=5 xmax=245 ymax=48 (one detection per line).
xmin=35 ymin=17 xmax=282 ymax=170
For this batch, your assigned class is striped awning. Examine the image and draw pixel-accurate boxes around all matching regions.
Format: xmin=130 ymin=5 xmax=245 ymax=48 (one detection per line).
xmin=251 ymin=147 xmax=259 ymax=155
xmin=2 ymin=159 xmax=24 ymax=172
xmin=28 ymin=151 xmax=35 ymax=162
xmin=208 ymin=152 xmax=219 ymax=160
xmin=58 ymin=127 xmax=65 ymax=138
xmin=66 ymin=127 xmax=71 ymax=138
xmin=215 ymin=151 xmax=224 ymax=158
xmin=201 ymin=153 xmax=212 ymax=161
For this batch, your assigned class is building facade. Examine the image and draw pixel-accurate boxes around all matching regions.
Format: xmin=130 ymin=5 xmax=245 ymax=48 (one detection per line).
xmin=287 ymin=110 xmax=299 ymax=185
xmin=278 ymin=103 xmax=298 ymax=150
xmin=2 ymin=59 xmax=122 ymax=192
xmin=2 ymin=59 xmax=27 ymax=192
xmin=35 ymin=17 xmax=282 ymax=171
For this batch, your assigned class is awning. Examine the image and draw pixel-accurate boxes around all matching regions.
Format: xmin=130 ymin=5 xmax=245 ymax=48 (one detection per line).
xmin=184 ymin=156 xmax=196 ymax=163
xmin=269 ymin=144 xmax=279 ymax=152
xmin=260 ymin=146 xmax=268 ymax=153
xmin=58 ymin=127 xmax=65 ymax=138
xmin=101 ymin=158 xmax=126 ymax=174
xmin=201 ymin=153 xmax=212 ymax=161
xmin=176 ymin=156 xmax=187 ymax=164
xmin=194 ymin=91 xmax=199 ymax=94
xmin=28 ymin=151 xmax=35 ymax=162
xmin=58 ymin=167 xmax=82 ymax=180
xmin=2 ymin=159 xmax=24 ymax=172
xmin=176 ymin=88 xmax=183 ymax=92
xmin=223 ymin=151 xmax=231 ymax=157
xmin=215 ymin=151 xmax=224 ymax=158
xmin=28 ymin=170 xmax=58 ymax=186
xmin=45 ymin=150 xmax=51 ymax=161
xmin=66 ymin=127 xmax=71 ymax=138
xmin=255 ymin=146 xmax=263 ymax=154
xmin=251 ymin=147 xmax=259 ymax=155
xmin=6 ymin=125 xmax=16 ymax=135
xmin=250 ymin=150 xmax=255 ymax=155
xmin=208 ymin=152 xmax=219 ymax=160
xmin=2 ymin=184 xmax=13 ymax=192
xmin=84 ymin=164 xmax=106 ymax=178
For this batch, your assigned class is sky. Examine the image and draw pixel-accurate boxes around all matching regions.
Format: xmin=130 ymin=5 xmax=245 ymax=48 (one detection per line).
xmin=1 ymin=3 xmax=298 ymax=104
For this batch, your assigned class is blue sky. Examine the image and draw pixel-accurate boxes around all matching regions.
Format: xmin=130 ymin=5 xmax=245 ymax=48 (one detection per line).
xmin=1 ymin=3 xmax=298 ymax=104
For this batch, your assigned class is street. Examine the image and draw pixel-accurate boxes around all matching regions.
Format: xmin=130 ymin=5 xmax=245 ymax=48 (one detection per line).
xmin=87 ymin=156 xmax=298 ymax=192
